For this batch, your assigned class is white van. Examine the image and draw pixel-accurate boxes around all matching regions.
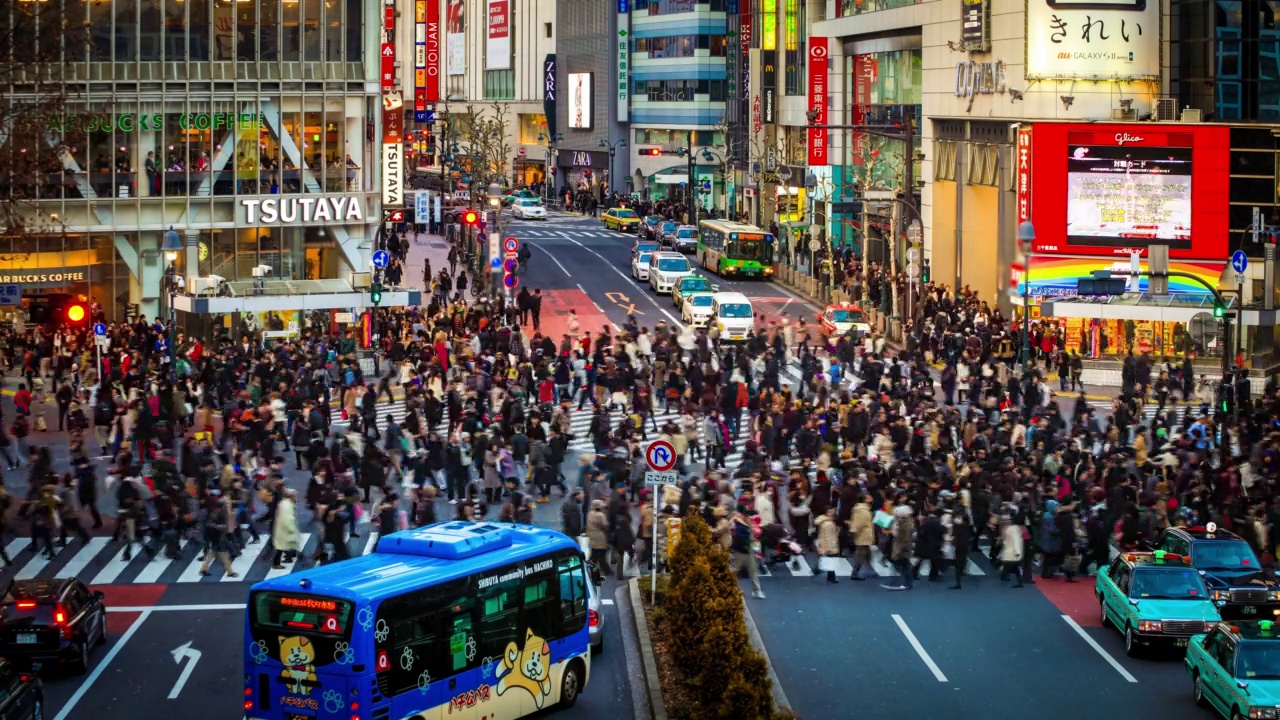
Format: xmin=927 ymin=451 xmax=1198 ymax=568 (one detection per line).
xmin=710 ymin=291 xmax=754 ymax=342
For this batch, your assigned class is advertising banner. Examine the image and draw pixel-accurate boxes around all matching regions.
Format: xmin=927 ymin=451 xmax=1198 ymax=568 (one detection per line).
xmin=617 ymin=1 xmax=630 ymax=122
xmin=1026 ymin=0 xmax=1160 ymax=80
xmin=543 ymin=54 xmax=558 ymax=139
xmin=1016 ymin=125 xmax=1032 ymax=225
xmin=382 ymin=143 xmax=404 ymax=207
xmin=1023 ymin=257 xmax=1225 ymax=298
xmin=447 ymin=0 xmax=465 ymax=76
xmin=418 ymin=0 xmax=440 ymax=109
xmin=1027 ymin=123 xmax=1230 ymax=261
xmin=486 ymin=0 xmax=510 ymax=70
xmin=761 ymin=0 xmax=777 ymax=50
xmin=807 ymin=37 xmax=828 ymax=166
xmin=852 ymin=55 xmax=876 ymax=166
xmin=569 ymin=73 xmax=593 ymax=129
xmin=960 ymin=0 xmax=988 ymax=51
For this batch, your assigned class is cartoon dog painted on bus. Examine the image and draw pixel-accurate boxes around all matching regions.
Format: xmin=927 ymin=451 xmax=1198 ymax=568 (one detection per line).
xmin=278 ymin=635 xmax=320 ymax=696
xmin=495 ymin=628 xmax=553 ymax=709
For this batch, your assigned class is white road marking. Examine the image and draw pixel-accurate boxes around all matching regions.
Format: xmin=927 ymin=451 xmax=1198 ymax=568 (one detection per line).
xmin=53 ymin=609 xmax=153 ymax=720
xmin=601 ymin=599 xmax=615 ymax=606
xmin=221 ymin=545 xmax=260 ymax=582
xmin=528 ymin=242 xmax=571 ymax=276
xmin=265 ymin=533 xmax=311 ymax=580
xmin=55 ymin=537 xmax=112 ymax=580
xmin=891 ymin=614 xmax=949 ymax=682
xmin=133 ymin=541 xmax=192 ymax=584
xmin=107 ymin=604 xmax=243 ymax=613
xmin=558 ymin=233 xmax=685 ymax=328
xmin=89 ymin=545 xmax=136 ymax=586
xmin=363 ymin=533 xmax=381 ymax=556
xmin=1060 ymin=614 xmax=1138 ymax=683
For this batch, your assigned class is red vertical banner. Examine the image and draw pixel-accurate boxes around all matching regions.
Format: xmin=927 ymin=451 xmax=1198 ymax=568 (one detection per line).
xmin=1016 ymin=125 xmax=1032 ymax=225
xmin=806 ymin=37 xmax=828 ymax=166
xmin=425 ymin=0 xmax=440 ymax=102
xmin=381 ymin=3 xmax=396 ymax=91
xmin=852 ymin=54 xmax=873 ymax=167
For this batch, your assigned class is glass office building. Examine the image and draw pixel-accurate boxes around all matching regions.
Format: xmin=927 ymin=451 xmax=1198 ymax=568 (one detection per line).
xmin=0 ymin=0 xmax=383 ymax=321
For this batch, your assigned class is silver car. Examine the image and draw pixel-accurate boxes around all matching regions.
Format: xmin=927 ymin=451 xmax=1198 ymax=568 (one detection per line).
xmin=587 ymin=561 xmax=606 ymax=653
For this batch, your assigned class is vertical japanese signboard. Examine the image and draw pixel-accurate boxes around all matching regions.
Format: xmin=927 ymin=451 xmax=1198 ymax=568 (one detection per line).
xmin=1016 ymin=124 xmax=1032 ymax=225
xmin=852 ymin=54 xmax=876 ymax=167
xmin=416 ymin=0 xmax=440 ymax=119
xmin=961 ymin=0 xmax=989 ymax=51
xmin=617 ymin=0 xmax=630 ymax=122
xmin=485 ymin=0 xmax=510 ymax=70
xmin=1025 ymin=0 xmax=1160 ymax=79
xmin=807 ymin=38 xmax=828 ymax=166
xmin=382 ymin=0 xmax=402 ymax=209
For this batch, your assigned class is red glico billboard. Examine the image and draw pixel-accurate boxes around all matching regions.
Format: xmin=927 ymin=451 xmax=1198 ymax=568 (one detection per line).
xmin=1026 ymin=123 xmax=1230 ymax=261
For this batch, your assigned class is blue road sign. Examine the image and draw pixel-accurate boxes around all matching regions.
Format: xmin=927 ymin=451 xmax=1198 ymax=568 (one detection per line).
xmin=491 ymin=257 xmax=502 ymax=269
xmin=503 ymin=258 xmax=518 ymax=273
xmin=503 ymin=273 xmax=519 ymax=289
xmin=702 ymin=179 xmax=712 ymax=190
xmin=424 ymin=110 xmax=436 ymax=124
xmin=371 ymin=249 xmax=390 ymax=268
xmin=93 ymin=322 xmax=107 ymax=336
xmin=1231 ymin=250 xmax=1248 ymax=274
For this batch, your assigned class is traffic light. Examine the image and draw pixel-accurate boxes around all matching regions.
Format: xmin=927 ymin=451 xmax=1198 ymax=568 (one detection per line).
xmin=65 ymin=303 xmax=87 ymax=325
xmin=1213 ymin=302 xmax=1225 ymax=318
xmin=583 ymin=169 xmax=593 ymax=181
xmin=461 ymin=210 xmax=479 ymax=226
xmin=921 ymin=260 xmax=930 ymax=284
xmin=640 ymin=148 xmax=661 ymax=156
xmin=370 ymin=281 xmax=382 ymax=306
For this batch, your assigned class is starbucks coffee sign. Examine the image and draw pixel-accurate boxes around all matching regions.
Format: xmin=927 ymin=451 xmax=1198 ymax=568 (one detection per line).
xmin=240 ymin=197 xmax=366 ymax=225
xmin=50 ymin=113 xmax=266 ymax=133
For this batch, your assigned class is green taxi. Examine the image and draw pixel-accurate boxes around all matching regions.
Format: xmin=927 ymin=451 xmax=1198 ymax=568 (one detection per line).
xmin=1188 ymin=621 xmax=1280 ymax=719
xmin=1097 ymin=550 xmax=1220 ymax=656
xmin=670 ymin=274 xmax=715 ymax=307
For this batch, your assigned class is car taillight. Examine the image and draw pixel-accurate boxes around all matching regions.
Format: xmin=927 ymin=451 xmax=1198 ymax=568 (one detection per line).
xmin=54 ymin=604 xmax=70 ymax=639
xmin=15 ymin=601 xmax=35 ymax=609
xmin=589 ymin=610 xmax=600 ymax=627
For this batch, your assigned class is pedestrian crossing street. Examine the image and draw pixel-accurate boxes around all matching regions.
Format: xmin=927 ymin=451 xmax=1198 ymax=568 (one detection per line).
xmin=1083 ymin=400 xmax=1206 ymax=423
xmin=753 ymin=546 xmax=993 ymax=580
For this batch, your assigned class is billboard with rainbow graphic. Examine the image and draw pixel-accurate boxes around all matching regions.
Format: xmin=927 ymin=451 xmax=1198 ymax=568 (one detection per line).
xmin=1018 ymin=257 xmax=1226 ymax=299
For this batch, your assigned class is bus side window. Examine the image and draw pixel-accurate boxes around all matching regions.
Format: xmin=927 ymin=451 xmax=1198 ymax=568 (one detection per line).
xmin=522 ymin=575 xmax=561 ymax=640
xmin=477 ymin=578 xmax=522 ymax=665
xmin=379 ymin=587 xmax=454 ymax=696
xmin=557 ymin=554 xmax=587 ymax=632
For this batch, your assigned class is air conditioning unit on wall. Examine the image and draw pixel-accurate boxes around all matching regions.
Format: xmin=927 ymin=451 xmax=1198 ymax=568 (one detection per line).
xmin=1112 ymin=108 xmax=1137 ymax=120
xmin=1153 ymin=97 xmax=1177 ymax=121
xmin=1181 ymin=108 xmax=1203 ymax=122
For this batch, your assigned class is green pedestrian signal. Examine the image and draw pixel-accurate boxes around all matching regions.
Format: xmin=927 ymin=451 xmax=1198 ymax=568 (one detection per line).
xmin=1213 ymin=303 xmax=1225 ymax=318
xmin=370 ymin=282 xmax=382 ymax=306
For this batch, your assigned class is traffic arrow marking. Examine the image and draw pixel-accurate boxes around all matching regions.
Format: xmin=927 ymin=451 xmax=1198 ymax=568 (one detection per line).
xmin=168 ymin=641 xmax=203 ymax=699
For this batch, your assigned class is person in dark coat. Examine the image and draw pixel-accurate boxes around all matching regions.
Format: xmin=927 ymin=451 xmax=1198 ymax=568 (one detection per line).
xmin=561 ymin=488 xmax=585 ymax=537
xmin=950 ymin=511 xmax=973 ymax=589
xmin=913 ymin=510 xmax=946 ymax=581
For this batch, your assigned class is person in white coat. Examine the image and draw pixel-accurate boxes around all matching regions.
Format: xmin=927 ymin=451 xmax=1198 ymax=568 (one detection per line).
xmin=272 ymin=489 xmax=302 ymax=569
xmin=998 ymin=514 xmax=1025 ymax=588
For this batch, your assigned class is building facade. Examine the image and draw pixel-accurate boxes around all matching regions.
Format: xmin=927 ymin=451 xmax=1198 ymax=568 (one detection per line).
xmin=551 ymin=0 xmax=627 ymax=195
xmin=2 ymin=0 xmax=388 ymax=325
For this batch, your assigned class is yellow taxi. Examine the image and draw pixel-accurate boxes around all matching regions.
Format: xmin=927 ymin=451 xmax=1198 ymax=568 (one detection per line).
xmin=601 ymin=207 xmax=641 ymax=232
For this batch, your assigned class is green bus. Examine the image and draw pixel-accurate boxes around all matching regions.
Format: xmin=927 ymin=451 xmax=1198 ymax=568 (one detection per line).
xmin=696 ymin=220 xmax=776 ymax=278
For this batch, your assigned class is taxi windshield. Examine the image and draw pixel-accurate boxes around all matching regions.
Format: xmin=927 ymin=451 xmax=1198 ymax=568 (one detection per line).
xmin=638 ymin=253 xmax=652 ymax=264
xmin=1193 ymin=541 xmax=1262 ymax=571
xmin=681 ymin=278 xmax=711 ymax=292
xmin=690 ymin=295 xmax=714 ymax=307
xmin=636 ymin=243 xmax=659 ymax=253
xmin=661 ymin=222 xmax=678 ymax=233
xmin=831 ymin=309 xmax=865 ymax=323
xmin=1129 ymin=567 xmax=1207 ymax=599
xmin=615 ymin=209 xmax=637 ymax=218
xmin=1237 ymin=643 xmax=1280 ymax=680
xmin=676 ymin=228 xmax=698 ymax=238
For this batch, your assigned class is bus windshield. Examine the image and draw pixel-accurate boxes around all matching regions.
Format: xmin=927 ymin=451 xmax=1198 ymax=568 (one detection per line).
xmin=729 ymin=239 xmax=767 ymax=261
xmin=719 ymin=303 xmax=751 ymax=318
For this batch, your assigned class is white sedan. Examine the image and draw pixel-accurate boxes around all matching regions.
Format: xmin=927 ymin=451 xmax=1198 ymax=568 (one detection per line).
xmin=632 ymin=252 xmax=652 ymax=281
xmin=512 ymin=198 xmax=546 ymax=220
xmin=681 ymin=292 xmax=715 ymax=326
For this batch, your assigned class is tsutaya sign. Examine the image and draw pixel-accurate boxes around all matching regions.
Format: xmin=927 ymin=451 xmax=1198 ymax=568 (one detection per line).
xmin=240 ymin=197 xmax=365 ymax=225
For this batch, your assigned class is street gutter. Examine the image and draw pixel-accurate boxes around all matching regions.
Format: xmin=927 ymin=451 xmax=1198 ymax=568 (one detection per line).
xmin=741 ymin=594 xmax=791 ymax=713
xmin=627 ymin=578 xmax=667 ymax=720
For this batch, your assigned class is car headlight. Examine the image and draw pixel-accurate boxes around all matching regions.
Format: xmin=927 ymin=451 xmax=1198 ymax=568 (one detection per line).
xmin=1249 ymin=708 xmax=1278 ymax=720
xmin=764 ymin=267 xmax=774 ymax=274
xmin=1138 ymin=620 xmax=1163 ymax=633
xmin=1269 ymin=590 xmax=1280 ymax=601
xmin=1212 ymin=590 xmax=1230 ymax=602
xmin=1205 ymin=622 xmax=1218 ymax=632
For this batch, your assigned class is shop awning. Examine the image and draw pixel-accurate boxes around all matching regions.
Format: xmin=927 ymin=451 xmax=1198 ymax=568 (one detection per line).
xmin=1041 ymin=293 xmax=1234 ymax=323
xmin=649 ymin=166 xmax=690 ymax=185
xmin=172 ymin=278 xmax=421 ymax=315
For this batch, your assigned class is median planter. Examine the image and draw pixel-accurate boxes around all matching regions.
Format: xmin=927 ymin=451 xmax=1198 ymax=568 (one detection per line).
xmin=638 ymin=514 xmax=799 ymax=720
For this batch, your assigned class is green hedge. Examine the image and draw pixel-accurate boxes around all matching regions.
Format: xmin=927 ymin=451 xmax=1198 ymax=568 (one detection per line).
xmin=657 ymin=513 xmax=792 ymax=720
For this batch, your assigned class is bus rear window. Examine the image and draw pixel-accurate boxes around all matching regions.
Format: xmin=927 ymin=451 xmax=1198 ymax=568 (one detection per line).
xmin=252 ymin=592 xmax=354 ymax=636
xmin=719 ymin=303 xmax=752 ymax=318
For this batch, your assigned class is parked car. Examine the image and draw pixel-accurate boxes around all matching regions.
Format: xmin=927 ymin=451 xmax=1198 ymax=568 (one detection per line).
xmin=0 ymin=578 xmax=108 ymax=674
xmin=657 ymin=221 xmax=679 ymax=247
xmin=632 ymin=252 xmax=653 ymax=281
xmin=511 ymin=198 xmax=546 ymax=220
xmin=640 ymin=215 xmax=666 ymax=241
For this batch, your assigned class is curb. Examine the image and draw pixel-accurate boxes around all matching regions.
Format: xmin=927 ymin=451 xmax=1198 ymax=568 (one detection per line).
xmin=741 ymin=594 xmax=791 ymax=714
xmin=615 ymin=582 xmax=653 ymax=720
xmin=628 ymin=577 xmax=668 ymax=720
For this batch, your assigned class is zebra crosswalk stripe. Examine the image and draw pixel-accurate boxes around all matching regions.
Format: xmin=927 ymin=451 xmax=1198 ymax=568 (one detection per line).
xmin=54 ymin=537 xmax=111 ymax=580
xmin=90 ymin=544 xmax=135 ymax=585
xmin=266 ymin=533 xmax=311 ymax=580
xmin=754 ymin=550 xmax=989 ymax=579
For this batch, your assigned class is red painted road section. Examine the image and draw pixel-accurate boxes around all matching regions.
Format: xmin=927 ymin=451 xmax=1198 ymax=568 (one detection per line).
xmin=535 ymin=289 xmax=613 ymax=341
xmin=1034 ymin=576 xmax=1101 ymax=627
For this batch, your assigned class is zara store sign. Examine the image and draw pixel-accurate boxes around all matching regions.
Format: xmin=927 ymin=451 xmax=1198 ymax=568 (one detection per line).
xmin=240 ymin=196 xmax=366 ymax=225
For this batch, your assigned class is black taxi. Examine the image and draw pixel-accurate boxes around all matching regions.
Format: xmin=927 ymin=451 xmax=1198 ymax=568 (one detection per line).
xmin=1154 ymin=523 xmax=1280 ymax=620
xmin=0 ymin=579 xmax=107 ymax=674
xmin=0 ymin=659 xmax=41 ymax=720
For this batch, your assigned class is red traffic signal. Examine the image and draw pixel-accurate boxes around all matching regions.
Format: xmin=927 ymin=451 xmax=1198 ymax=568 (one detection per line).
xmin=640 ymin=148 xmax=661 ymax=156
xmin=462 ymin=210 xmax=479 ymax=225
xmin=65 ymin=303 xmax=86 ymax=324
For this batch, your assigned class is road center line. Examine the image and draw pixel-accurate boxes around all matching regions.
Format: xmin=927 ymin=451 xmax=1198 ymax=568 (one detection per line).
xmin=890 ymin=614 xmax=948 ymax=683
xmin=54 ymin=608 xmax=153 ymax=720
xmin=557 ymin=233 xmax=685 ymax=328
xmin=528 ymin=241 xmax=571 ymax=277
xmin=1060 ymin=614 xmax=1138 ymax=683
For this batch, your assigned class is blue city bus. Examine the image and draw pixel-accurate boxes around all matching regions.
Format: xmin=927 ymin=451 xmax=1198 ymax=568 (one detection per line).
xmin=243 ymin=522 xmax=591 ymax=720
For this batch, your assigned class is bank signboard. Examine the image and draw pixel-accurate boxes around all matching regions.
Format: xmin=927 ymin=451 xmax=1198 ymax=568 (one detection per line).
xmin=1026 ymin=123 xmax=1229 ymax=261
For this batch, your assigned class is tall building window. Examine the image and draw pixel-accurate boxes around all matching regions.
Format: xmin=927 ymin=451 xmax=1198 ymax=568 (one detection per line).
xmin=485 ymin=70 xmax=515 ymax=100
xmin=783 ymin=0 xmax=805 ymax=95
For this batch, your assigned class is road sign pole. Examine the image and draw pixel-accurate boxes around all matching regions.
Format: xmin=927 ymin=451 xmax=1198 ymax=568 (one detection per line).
xmin=651 ymin=485 xmax=658 ymax=603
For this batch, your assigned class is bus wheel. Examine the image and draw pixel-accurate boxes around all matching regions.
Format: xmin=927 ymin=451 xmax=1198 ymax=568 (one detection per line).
xmin=559 ymin=660 xmax=584 ymax=708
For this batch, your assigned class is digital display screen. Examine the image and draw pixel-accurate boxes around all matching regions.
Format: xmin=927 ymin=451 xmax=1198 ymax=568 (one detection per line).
xmin=252 ymin=592 xmax=353 ymax=636
xmin=1066 ymin=144 xmax=1192 ymax=249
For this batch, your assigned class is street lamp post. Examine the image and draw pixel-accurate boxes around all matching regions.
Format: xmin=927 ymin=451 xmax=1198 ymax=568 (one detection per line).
xmin=598 ymin=138 xmax=627 ymax=198
xmin=161 ymin=226 xmax=182 ymax=450
xmin=1017 ymin=220 xmax=1036 ymax=418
